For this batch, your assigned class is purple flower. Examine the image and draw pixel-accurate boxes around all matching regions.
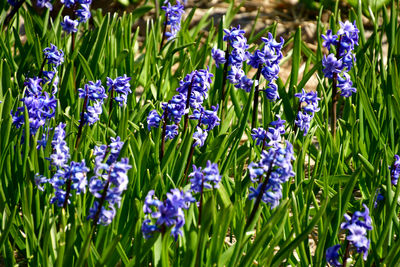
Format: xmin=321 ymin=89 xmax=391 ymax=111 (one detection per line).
xmin=50 ymin=123 xmax=70 ymax=168
xmin=161 ymin=1 xmax=185 ymax=40
xmin=43 ymin=44 xmax=64 ymax=68
xmin=37 ymin=0 xmax=52 ymax=10
xmin=326 ymin=245 xmax=342 ymax=266
xmin=295 ymin=89 xmax=320 ymax=135
xmin=78 ymin=80 xmax=107 ymax=102
xmin=88 ymin=138 xmax=131 ymax=225
xmin=48 ymin=160 xmax=89 ymax=207
xmin=189 ymin=161 xmax=221 ymax=193
xmin=193 ymin=127 xmax=207 ymax=147
xmin=212 ymin=48 xmax=226 ymax=68
xmin=165 ymin=124 xmax=178 ymax=140
xmin=337 ymin=72 xmax=356 ymax=97
xmin=162 ymin=94 xmax=188 ymax=124
xmin=322 ymin=54 xmax=343 ymax=79
xmin=61 ymin=16 xmax=78 ymax=34
xmin=142 ymin=188 xmax=195 ymax=240
xmin=76 ymin=4 xmax=91 ymax=23
xmin=61 ymin=0 xmax=75 ymax=8
xmin=340 ymin=204 xmax=372 ymax=261
xmin=251 ymin=128 xmax=267 ymax=146
xmin=390 ymin=154 xmax=400 ymax=185
xmin=7 ymin=0 xmax=18 ymax=6
xmin=321 ymin=30 xmax=338 ymax=50
xmin=107 ymin=75 xmax=132 ymax=106
xmin=147 ymin=110 xmax=162 ymax=130
xmin=248 ymin=141 xmax=295 ymax=208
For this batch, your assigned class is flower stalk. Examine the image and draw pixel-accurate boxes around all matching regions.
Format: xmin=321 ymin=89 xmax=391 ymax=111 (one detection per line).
xmin=251 ymin=65 xmax=262 ymax=129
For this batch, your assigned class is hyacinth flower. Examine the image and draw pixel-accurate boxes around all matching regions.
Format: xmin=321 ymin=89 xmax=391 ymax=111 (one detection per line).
xmin=246 ymin=141 xmax=295 ymax=226
xmin=326 ymin=204 xmax=372 ymax=266
xmin=294 ymin=88 xmax=321 ymax=135
xmin=212 ymin=25 xmax=250 ymax=102
xmin=160 ymin=0 xmax=185 ymax=50
xmin=251 ymin=115 xmax=286 ymax=150
xmin=189 ymin=161 xmax=221 ymax=225
xmin=11 ymin=77 xmax=57 ymax=137
xmin=389 ymin=154 xmax=400 ymax=186
xmin=183 ymin=105 xmax=220 ymax=178
xmin=35 ymin=123 xmax=89 ymax=209
xmin=87 ymin=137 xmax=131 ymax=226
xmin=40 ymin=44 xmax=64 ymax=94
xmin=76 ymin=80 xmax=107 ymax=147
xmin=142 ymin=189 xmax=195 ymax=240
xmin=321 ymin=21 xmax=359 ymax=137
xmin=246 ymin=117 xmax=295 ymax=227
xmin=106 ymin=75 xmax=132 ymax=126
xmin=147 ymin=68 xmax=214 ymax=161
xmin=246 ymin=33 xmax=284 ymax=129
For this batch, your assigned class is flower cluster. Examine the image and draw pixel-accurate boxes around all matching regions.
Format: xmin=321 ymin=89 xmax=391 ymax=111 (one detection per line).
xmin=217 ymin=25 xmax=254 ymax=92
xmin=248 ymin=130 xmax=295 ymax=209
xmin=78 ymin=80 xmax=107 ymax=125
xmin=248 ymin=32 xmax=284 ymax=100
xmin=189 ymin=105 xmax=220 ymax=147
xmin=87 ymin=137 xmax=131 ymax=225
xmin=147 ymin=68 xmax=217 ymax=143
xmin=107 ymin=75 xmax=132 ymax=107
xmin=389 ymin=154 xmax=400 ymax=186
xmin=60 ymin=0 xmax=92 ymax=34
xmin=11 ymin=44 xmax=64 ymax=139
xmin=43 ymin=44 xmax=64 ymax=93
xmin=161 ymin=0 xmax=185 ymax=41
xmin=142 ymin=189 xmax=195 ymax=240
xmin=11 ymin=77 xmax=57 ymax=136
xmin=294 ymin=89 xmax=320 ymax=135
xmin=322 ymin=21 xmax=359 ymax=97
xmin=326 ymin=204 xmax=372 ymax=266
xmin=251 ymin=115 xmax=286 ymax=148
xmin=189 ymin=161 xmax=221 ymax=193
xmin=35 ymin=123 xmax=89 ymax=207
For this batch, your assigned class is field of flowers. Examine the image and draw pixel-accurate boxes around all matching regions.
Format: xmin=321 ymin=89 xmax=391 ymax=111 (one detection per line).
xmin=0 ymin=0 xmax=400 ymax=266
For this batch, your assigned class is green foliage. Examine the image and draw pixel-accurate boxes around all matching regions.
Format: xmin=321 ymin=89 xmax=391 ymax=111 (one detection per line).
xmin=1 ymin=0 xmax=400 ymax=266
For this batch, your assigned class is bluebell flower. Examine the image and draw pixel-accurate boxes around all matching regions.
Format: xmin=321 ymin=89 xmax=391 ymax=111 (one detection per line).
xmin=107 ymin=75 xmax=132 ymax=106
xmin=264 ymin=82 xmax=279 ymax=101
xmin=189 ymin=161 xmax=221 ymax=193
xmin=326 ymin=244 xmax=342 ymax=267
xmin=61 ymin=16 xmax=78 ymax=34
xmin=390 ymin=154 xmax=400 ymax=185
xmin=24 ymin=77 xmax=43 ymax=96
xmin=211 ymin=48 xmax=226 ymax=68
xmin=147 ymin=110 xmax=162 ymax=130
xmin=192 ymin=127 xmax=207 ymax=147
xmin=87 ymin=201 xmax=116 ymax=226
xmin=227 ymin=65 xmax=245 ymax=84
xmin=142 ymin=188 xmax=195 ymax=240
